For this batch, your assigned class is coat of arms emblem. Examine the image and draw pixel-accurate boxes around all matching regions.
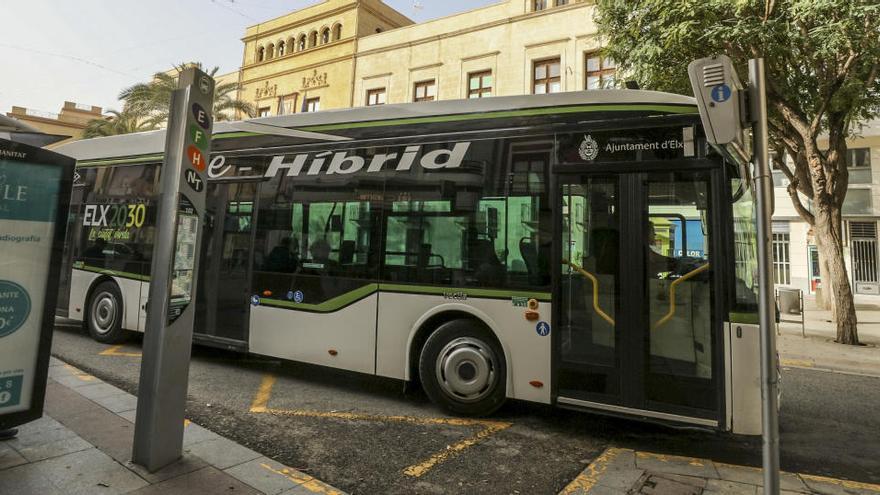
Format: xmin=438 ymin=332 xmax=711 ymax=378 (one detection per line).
xmin=578 ymin=134 xmax=599 ymax=161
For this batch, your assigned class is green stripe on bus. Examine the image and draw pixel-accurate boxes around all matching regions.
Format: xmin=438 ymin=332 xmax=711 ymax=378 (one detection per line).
xmin=259 ymin=283 xmax=379 ymax=312
xmin=379 ymin=283 xmax=551 ymax=301
xmin=298 ymin=104 xmax=698 ymax=132
xmin=258 ymin=283 xmax=551 ymax=313
xmin=729 ymin=312 xmax=760 ymax=324
xmin=78 ymin=154 xmax=164 ymax=168
xmin=74 ymin=265 xmax=150 ymax=282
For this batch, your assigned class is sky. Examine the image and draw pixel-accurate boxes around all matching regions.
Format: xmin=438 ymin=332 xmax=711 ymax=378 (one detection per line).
xmin=2 ymin=0 xmax=498 ymax=116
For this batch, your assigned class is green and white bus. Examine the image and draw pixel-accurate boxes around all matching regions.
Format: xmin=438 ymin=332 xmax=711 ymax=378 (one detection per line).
xmin=55 ymin=91 xmax=763 ymax=434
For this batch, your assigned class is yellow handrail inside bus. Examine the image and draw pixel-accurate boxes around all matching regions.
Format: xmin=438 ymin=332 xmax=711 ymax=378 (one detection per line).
xmin=651 ymin=263 xmax=710 ymax=330
xmin=562 ymin=259 xmax=615 ymax=326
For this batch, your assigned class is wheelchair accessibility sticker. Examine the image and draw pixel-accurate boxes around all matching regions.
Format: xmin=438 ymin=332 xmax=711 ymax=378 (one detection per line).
xmin=0 ymin=280 xmax=30 ymax=338
xmin=536 ymin=321 xmax=551 ymax=337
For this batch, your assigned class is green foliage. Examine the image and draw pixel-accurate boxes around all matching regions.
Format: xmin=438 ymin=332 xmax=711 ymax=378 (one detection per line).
xmin=118 ymin=62 xmax=255 ymax=128
xmin=82 ymin=109 xmax=157 ymax=138
xmin=594 ymin=0 xmax=880 ymax=136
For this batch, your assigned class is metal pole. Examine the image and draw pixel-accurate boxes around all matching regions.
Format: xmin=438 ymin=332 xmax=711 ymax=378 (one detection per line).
xmin=749 ymin=57 xmax=781 ymax=495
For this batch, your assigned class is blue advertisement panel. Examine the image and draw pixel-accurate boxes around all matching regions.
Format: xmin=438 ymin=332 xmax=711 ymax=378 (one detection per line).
xmin=0 ymin=139 xmax=74 ymax=429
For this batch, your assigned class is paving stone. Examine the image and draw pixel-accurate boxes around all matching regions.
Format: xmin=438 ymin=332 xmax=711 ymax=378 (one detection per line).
xmin=635 ymin=451 xmax=719 ymax=480
xmin=185 ymin=437 xmax=262 ymax=470
xmin=57 ymin=407 xmax=137 ymax=464
xmin=576 ymin=485 xmax=626 ymax=495
xmin=73 ymin=382 xmax=129 ymax=401
xmin=595 ymin=468 xmax=645 ymax=490
xmin=715 ymin=463 xmax=810 ymax=492
xmin=602 ymin=448 xmax=637 ymax=471
xmin=800 ymin=475 xmax=880 ymax=495
xmin=182 ymin=422 xmax=221 ymax=447
xmin=39 ymin=447 xmax=148 ymax=494
xmin=639 ymin=474 xmax=702 ymax=495
xmin=225 ymin=456 xmax=302 ymax=495
xmin=51 ymin=373 xmax=100 ymax=389
xmin=0 ymin=460 xmax=66 ymax=494
xmin=705 ymin=478 xmax=759 ymax=494
xmin=117 ymin=409 xmax=137 ymax=423
xmin=92 ymin=393 xmax=139 ymax=414
xmin=6 ymin=420 xmax=80 ymax=449
xmin=44 ymin=380 xmax=101 ymax=417
xmin=48 ymin=356 xmax=65 ymax=367
xmin=126 ymin=453 xmax=208 ymax=484
xmin=128 ymin=466 xmax=262 ymax=495
xmin=0 ymin=441 xmax=28 ymax=470
xmin=14 ymin=415 xmax=65 ymax=435
xmin=15 ymin=434 xmax=93 ymax=462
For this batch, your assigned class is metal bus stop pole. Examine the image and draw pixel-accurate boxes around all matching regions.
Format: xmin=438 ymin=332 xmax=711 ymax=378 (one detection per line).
xmin=749 ymin=57 xmax=781 ymax=495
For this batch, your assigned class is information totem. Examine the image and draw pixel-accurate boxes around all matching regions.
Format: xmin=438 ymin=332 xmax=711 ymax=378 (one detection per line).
xmin=132 ymin=67 xmax=214 ymax=472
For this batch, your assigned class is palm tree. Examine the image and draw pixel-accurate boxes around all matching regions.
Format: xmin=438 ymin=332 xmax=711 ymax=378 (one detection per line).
xmin=82 ymin=109 xmax=158 ymax=138
xmin=119 ymin=63 xmax=255 ymax=127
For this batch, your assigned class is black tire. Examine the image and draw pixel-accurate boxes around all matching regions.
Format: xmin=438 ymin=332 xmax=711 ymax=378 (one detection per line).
xmin=419 ymin=319 xmax=507 ymax=416
xmin=86 ymin=281 xmax=128 ymax=344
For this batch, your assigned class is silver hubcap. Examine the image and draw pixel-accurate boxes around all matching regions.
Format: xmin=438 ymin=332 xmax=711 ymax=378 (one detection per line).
xmin=435 ymin=337 xmax=498 ymax=403
xmin=91 ymin=292 xmax=117 ymax=335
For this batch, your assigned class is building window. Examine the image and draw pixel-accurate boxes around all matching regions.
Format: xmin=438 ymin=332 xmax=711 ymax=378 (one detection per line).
xmin=298 ymin=35 xmax=306 ymax=51
xmin=533 ymin=58 xmax=561 ymax=94
xmin=309 ymin=31 xmax=318 ymax=47
xmin=413 ymin=80 xmax=436 ymax=102
xmin=468 ymin=71 xmax=492 ymax=98
xmin=772 ymin=232 xmax=791 ymax=285
xmin=366 ymin=88 xmax=386 ymax=106
xmin=257 ymin=46 xmax=265 ymax=62
xmin=851 ymin=221 xmax=879 ymax=287
xmin=266 ymin=43 xmax=275 ymax=60
xmin=533 ymin=0 xmax=547 ymax=11
xmin=278 ymin=94 xmax=298 ymax=115
xmin=333 ymin=23 xmax=343 ymax=40
xmin=277 ymin=40 xmax=285 ymax=56
xmin=257 ymin=107 xmax=271 ymax=117
xmin=304 ymin=98 xmax=320 ymax=113
xmin=585 ymin=53 xmax=616 ymax=90
xmin=556 ymin=0 xmax=568 ymax=4
xmin=321 ymin=28 xmax=330 ymax=44
xmin=847 ymin=147 xmax=872 ymax=184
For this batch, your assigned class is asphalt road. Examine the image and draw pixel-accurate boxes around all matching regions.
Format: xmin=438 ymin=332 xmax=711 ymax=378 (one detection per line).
xmin=50 ymin=320 xmax=880 ymax=494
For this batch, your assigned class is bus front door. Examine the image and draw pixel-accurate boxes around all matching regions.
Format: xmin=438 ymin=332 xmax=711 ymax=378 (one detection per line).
xmin=556 ymin=170 xmax=721 ymax=427
xmin=194 ymin=179 xmax=259 ymax=347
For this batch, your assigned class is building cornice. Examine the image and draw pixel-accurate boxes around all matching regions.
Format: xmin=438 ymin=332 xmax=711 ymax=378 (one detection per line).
xmin=524 ymin=37 xmax=570 ymax=49
xmin=460 ymin=51 xmax=501 ymax=62
xmin=242 ymin=4 xmax=357 ymax=42
xmin=355 ymin=2 xmax=592 ymax=58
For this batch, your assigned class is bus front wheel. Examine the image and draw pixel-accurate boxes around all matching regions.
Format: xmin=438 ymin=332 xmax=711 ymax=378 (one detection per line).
xmin=419 ymin=319 xmax=507 ymax=416
xmin=87 ymin=281 xmax=127 ymax=344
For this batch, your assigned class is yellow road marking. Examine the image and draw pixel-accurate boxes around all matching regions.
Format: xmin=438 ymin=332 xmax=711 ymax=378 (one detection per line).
xmin=566 ymin=448 xmax=880 ymax=494
xmin=260 ymin=463 xmax=345 ymax=495
xmin=781 ymin=358 xmax=814 ymax=368
xmin=559 ymin=447 xmax=624 ymax=494
xmin=249 ymin=374 xmax=276 ymax=413
xmin=249 ymin=373 xmax=512 ymax=478
xmin=99 ymin=345 xmax=142 ymax=357
xmin=63 ymin=364 xmax=96 ymax=382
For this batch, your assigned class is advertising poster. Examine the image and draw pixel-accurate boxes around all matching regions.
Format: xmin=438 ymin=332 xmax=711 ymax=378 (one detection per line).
xmin=0 ymin=139 xmax=73 ymax=428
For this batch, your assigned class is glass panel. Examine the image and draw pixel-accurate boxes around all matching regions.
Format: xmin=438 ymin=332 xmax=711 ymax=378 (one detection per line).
xmin=426 ymin=83 xmax=436 ymax=97
xmin=603 ymin=57 xmax=616 ymax=69
xmin=645 ymin=171 xmax=715 ymax=410
xmin=843 ymin=188 xmax=872 ymax=215
xmin=535 ymin=64 xmax=547 ymax=80
xmin=469 ymin=76 xmax=480 ymax=90
xmin=549 ymin=61 xmax=561 ymax=78
xmin=586 ymin=57 xmax=601 ymax=72
xmin=549 ymin=81 xmax=561 ymax=93
xmin=559 ymin=177 xmax=620 ymax=396
xmin=586 ymin=76 xmax=600 ymax=90
xmin=534 ymin=83 xmax=546 ymax=94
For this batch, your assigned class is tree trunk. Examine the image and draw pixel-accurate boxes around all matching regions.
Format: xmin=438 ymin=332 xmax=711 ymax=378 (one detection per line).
xmin=815 ymin=237 xmax=831 ymax=310
xmin=813 ymin=207 xmax=859 ymax=344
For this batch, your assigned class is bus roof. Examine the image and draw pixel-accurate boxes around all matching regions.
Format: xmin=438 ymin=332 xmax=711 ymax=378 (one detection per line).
xmin=55 ymin=90 xmax=696 ymax=162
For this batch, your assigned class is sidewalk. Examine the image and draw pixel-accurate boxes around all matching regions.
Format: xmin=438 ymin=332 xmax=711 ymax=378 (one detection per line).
xmin=777 ymin=295 xmax=880 ymax=377
xmin=0 ymin=357 xmax=347 ymax=495
xmin=560 ymin=447 xmax=880 ymax=495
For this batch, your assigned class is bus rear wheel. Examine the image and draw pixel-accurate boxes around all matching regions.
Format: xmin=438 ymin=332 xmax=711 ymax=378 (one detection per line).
xmin=419 ymin=319 xmax=506 ymax=416
xmin=87 ymin=281 xmax=127 ymax=344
